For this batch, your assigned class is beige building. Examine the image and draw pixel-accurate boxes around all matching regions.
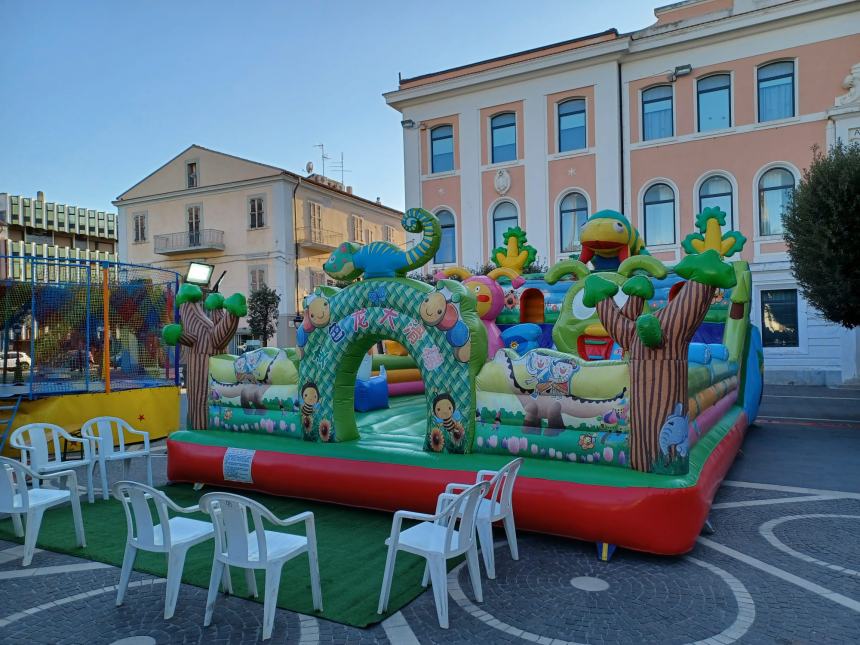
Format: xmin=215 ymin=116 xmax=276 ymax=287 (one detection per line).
xmin=114 ymin=145 xmax=405 ymax=346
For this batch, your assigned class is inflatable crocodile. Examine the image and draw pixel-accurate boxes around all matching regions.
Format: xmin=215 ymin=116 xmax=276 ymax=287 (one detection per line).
xmin=323 ymin=207 xmax=441 ymax=281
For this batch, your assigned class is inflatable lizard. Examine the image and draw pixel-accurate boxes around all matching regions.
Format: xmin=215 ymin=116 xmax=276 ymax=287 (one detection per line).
xmin=578 ymin=210 xmax=648 ymax=271
xmin=323 ymin=207 xmax=441 ymax=281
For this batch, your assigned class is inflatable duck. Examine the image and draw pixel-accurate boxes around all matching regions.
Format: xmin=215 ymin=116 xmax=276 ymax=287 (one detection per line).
xmin=578 ymin=210 xmax=648 ymax=271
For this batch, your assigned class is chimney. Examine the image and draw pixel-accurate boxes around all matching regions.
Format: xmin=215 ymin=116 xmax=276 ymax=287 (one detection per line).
xmin=36 ymin=190 xmax=45 ymax=203
xmin=346 ymin=186 xmax=353 ymax=194
xmin=376 ymin=197 xmax=382 ymax=205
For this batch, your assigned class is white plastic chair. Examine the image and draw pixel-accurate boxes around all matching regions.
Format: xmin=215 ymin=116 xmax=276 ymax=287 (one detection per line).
xmin=82 ymin=417 xmax=152 ymax=501
xmin=444 ymin=457 xmax=524 ymax=579
xmin=10 ymin=422 xmax=94 ymax=504
xmin=113 ymin=481 xmax=225 ymax=619
xmin=0 ymin=456 xmax=86 ymax=566
xmin=199 ymin=492 xmax=323 ymax=641
xmin=377 ymin=480 xmax=489 ymax=629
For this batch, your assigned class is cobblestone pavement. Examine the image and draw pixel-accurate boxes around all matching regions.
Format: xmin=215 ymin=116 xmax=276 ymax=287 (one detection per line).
xmin=1 ymin=386 xmax=858 ymax=644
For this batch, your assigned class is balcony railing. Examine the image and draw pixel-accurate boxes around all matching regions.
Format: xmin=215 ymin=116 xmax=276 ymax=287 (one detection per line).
xmin=153 ymin=229 xmax=225 ymax=254
xmin=296 ymin=227 xmax=341 ymax=251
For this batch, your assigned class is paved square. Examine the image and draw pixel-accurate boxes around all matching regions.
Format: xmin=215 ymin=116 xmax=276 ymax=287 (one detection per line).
xmin=1 ymin=385 xmax=858 ymax=643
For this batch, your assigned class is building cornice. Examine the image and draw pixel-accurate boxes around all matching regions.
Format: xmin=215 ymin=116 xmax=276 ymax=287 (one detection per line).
xmin=112 ymin=174 xmax=293 ymax=208
xmin=384 ymin=39 xmax=630 ymax=110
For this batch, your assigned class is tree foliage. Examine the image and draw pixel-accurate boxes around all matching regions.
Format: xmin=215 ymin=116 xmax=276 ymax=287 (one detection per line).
xmin=783 ymin=142 xmax=860 ymax=328
xmin=247 ymin=285 xmax=281 ymax=346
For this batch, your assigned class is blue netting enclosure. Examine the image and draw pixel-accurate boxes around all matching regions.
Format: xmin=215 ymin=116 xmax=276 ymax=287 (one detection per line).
xmin=0 ymin=257 xmax=180 ymax=398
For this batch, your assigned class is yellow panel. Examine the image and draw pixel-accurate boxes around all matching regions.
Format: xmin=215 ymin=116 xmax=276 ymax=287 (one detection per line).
xmin=2 ymin=387 xmax=181 ymax=457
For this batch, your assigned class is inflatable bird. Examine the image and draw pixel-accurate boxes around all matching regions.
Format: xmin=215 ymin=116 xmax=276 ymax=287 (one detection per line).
xmin=578 ymin=210 xmax=648 ymax=271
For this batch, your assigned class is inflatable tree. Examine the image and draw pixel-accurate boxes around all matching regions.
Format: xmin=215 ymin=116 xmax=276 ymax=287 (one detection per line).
xmin=163 ymin=284 xmax=247 ymax=430
xmin=491 ymin=226 xmax=537 ymax=274
xmin=583 ymin=208 xmax=743 ymax=472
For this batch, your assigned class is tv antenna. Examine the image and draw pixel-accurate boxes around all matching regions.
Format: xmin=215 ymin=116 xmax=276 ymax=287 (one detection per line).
xmin=313 ymin=144 xmax=330 ymax=178
xmin=329 ymin=152 xmax=352 ymax=187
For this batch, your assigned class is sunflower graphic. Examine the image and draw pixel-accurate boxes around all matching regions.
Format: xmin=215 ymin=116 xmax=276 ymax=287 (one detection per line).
xmin=319 ymin=419 xmax=332 ymax=442
xmin=429 ymin=427 xmax=445 ymax=452
xmin=578 ymin=434 xmax=595 ymax=450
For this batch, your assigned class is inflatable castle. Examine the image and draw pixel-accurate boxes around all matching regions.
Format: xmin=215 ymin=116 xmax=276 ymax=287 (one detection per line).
xmin=165 ymin=206 xmax=762 ymax=558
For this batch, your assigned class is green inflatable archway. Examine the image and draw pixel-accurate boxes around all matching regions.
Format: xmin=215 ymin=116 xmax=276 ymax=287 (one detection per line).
xmin=297 ymin=278 xmax=486 ymax=453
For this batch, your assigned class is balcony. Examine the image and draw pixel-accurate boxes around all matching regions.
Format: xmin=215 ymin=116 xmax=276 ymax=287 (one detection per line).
xmin=296 ymin=227 xmax=341 ymax=251
xmin=154 ymin=229 xmax=225 ymax=255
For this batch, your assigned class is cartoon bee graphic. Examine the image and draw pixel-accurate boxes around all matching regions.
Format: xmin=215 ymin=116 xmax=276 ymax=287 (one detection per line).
xmin=432 ymin=393 xmax=465 ymax=444
xmin=300 ymin=382 xmax=320 ymax=434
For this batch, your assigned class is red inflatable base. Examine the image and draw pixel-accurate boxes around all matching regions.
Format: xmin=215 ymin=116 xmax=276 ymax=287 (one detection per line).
xmin=168 ymin=413 xmax=748 ymax=556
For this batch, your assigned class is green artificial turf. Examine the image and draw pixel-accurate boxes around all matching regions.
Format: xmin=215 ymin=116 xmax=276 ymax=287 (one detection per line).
xmin=0 ymin=483 xmax=437 ymax=628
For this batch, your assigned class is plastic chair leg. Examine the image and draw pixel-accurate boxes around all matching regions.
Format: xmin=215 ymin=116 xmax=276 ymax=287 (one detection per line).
xmin=164 ymin=547 xmax=189 ymax=619
xmin=307 ymin=540 xmax=323 ymax=612
xmin=122 ymin=459 xmax=129 ymax=481
xmin=376 ymin=544 xmax=397 ymax=614
xmin=476 ymin=519 xmax=496 ymax=579
xmin=22 ymin=507 xmax=44 ymax=566
xmin=84 ymin=463 xmax=94 ymax=504
xmin=221 ymin=565 xmax=233 ymax=595
xmin=262 ymin=564 xmax=283 ymax=641
xmin=116 ymin=543 xmax=137 ymax=606
xmin=145 ymin=455 xmax=153 ymax=487
xmin=503 ymin=513 xmax=519 ymax=560
xmin=465 ymin=545 xmax=483 ymax=603
xmin=203 ymin=559 xmax=225 ymax=627
xmin=426 ymin=555 xmax=449 ymax=629
xmin=421 ymin=561 xmax=430 ymax=588
xmin=70 ymin=488 xmax=86 ymax=547
xmin=99 ymin=459 xmax=109 ymax=501
xmin=11 ymin=513 xmax=23 ymax=538
xmin=245 ymin=567 xmax=259 ymax=598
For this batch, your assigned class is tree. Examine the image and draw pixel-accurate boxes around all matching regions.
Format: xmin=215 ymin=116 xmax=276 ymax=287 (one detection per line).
xmin=247 ymin=284 xmax=281 ymax=346
xmin=584 ymin=208 xmax=742 ymax=473
xmin=163 ymin=284 xmax=246 ymax=430
xmin=783 ymin=141 xmax=860 ymax=328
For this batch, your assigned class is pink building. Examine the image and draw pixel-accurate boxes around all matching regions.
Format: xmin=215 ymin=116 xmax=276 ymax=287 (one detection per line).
xmin=385 ymin=0 xmax=860 ymax=385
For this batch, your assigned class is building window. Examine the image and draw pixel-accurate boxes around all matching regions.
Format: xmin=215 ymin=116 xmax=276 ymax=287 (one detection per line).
xmin=558 ymin=99 xmax=586 ymax=152
xmin=492 ymin=202 xmax=518 ymax=248
xmin=642 ymin=85 xmax=673 ymax=141
xmin=698 ymin=175 xmax=733 ymax=231
xmin=758 ymin=168 xmax=794 ymax=236
xmin=308 ymin=201 xmax=322 ymax=230
xmin=761 ymin=289 xmax=799 ymax=348
xmin=186 ymin=161 xmax=198 ymax=188
xmin=187 ymin=205 xmax=201 ymax=246
xmin=430 ymin=125 xmax=454 ymax=173
xmin=384 ymin=225 xmax=395 ymax=243
xmin=697 ymin=74 xmax=731 ymax=132
xmin=643 ymin=183 xmax=675 ymax=246
xmin=249 ymin=267 xmax=267 ymax=293
xmin=132 ymin=212 xmax=147 ymax=243
xmin=758 ymin=61 xmax=795 ymax=122
xmin=559 ymin=192 xmax=588 ymax=253
xmin=350 ymin=215 xmax=363 ymax=243
xmin=491 ymin=112 xmax=516 ymax=163
xmin=364 ymin=228 xmax=374 ymax=244
xmin=249 ymin=197 xmax=264 ymax=229
xmin=434 ymin=210 xmax=456 ymax=264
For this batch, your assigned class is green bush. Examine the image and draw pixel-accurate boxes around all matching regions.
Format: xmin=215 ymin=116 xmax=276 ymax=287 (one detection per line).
xmin=784 ymin=142 xmax=860 ymax=328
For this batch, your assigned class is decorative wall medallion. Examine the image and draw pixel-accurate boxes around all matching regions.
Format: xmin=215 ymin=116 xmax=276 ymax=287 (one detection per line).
xmin=836 ymin=62 xmax=860 ymax=107
xmin=494 ymin=168 xmax=511 ymax=196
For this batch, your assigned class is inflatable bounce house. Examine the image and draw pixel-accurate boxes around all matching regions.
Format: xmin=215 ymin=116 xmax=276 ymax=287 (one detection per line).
xmin=166 ymin=205 xmax=763 ymax=558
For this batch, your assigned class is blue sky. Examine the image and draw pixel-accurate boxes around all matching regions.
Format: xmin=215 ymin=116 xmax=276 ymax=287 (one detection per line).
xmin=1 ymin=1 xmax=660 ymax=212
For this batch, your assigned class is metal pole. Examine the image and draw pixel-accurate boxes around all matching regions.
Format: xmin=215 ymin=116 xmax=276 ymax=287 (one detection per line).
xmin=28 ymin=260 xmax=36 ymax=399
xmin=174 ymin=276 xmax=180 ymax=386
xmin=85 ymin=264 xmax=91 ymax=393
xmin=102 ymin=265 xmax=111 ymax=394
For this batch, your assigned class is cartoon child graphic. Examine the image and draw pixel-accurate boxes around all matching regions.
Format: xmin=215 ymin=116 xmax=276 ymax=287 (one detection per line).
xmin=432 ymin=393 xmax=464 ymax=445
xmin=300 ymin=381 xmax=320 ymax=435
